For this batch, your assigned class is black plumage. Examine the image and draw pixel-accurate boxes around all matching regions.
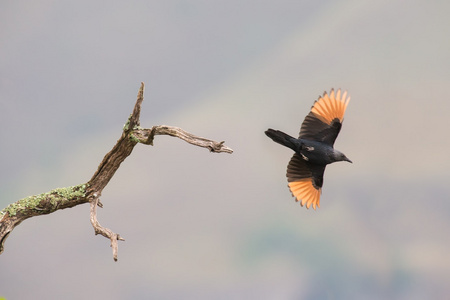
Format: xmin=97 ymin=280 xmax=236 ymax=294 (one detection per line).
xmin=265 ymin=89 xmax=351 ymax=209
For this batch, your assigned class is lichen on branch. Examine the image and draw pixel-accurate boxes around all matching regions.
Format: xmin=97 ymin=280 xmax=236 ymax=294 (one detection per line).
xmin=1 ymin=184 xmax=88 ymax=217
xmin=0 ymin=82 xmax=233 ymax=261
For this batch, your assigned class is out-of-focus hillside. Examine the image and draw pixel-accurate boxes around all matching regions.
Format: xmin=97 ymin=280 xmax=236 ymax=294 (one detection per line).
xmin=1 ymin=1 xmax=450 ymax=299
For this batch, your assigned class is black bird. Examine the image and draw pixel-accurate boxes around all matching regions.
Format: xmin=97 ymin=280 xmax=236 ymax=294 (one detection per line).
xmin=265 ymin=89 xmax=351 ymax=209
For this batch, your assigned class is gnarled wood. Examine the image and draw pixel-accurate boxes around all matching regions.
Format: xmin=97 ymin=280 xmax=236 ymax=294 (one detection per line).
xmin=0 ymin=82 xmax=233 ymax=260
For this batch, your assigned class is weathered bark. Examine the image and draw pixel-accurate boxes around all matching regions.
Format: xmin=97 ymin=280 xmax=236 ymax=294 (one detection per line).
xmin=0 ymin=82 xmax=233 ymax=261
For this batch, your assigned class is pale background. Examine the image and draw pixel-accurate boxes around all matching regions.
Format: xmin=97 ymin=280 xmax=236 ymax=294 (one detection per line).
xmin=1 ymin=1 xmax=450 ymax=299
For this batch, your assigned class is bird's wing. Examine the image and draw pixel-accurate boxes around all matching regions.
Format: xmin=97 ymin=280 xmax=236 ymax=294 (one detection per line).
xmin=286 ymin=154 xmax=326 ymax=210
xmin=299 ymin=89 xmax=350 ymax=146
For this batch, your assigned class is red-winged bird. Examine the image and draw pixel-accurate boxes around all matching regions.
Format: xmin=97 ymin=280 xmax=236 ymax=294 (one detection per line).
xmin=265 ymin=89 xmax=351 ymax=210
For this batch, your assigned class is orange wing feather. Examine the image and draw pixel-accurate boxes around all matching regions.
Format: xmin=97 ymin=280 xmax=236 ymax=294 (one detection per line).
xmin=288 ymin=179 xmax=321 ymax=210
xmin=311 ymin=88 xmax=350 ymax=124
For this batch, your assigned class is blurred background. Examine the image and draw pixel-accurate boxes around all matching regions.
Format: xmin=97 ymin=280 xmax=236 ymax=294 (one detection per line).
xmin=1 ymin=1 xmax=450 ymax=299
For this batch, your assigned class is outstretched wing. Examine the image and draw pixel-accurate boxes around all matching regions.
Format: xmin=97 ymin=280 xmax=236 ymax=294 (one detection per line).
xmin=299 ymin=89 xmax=350 ymax=146
xmin=286 ymin=154 xmax=326 ymax=210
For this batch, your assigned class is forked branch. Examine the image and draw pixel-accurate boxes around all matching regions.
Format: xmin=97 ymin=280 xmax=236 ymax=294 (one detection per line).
xmin=0 ymin=82 xmax=233 ymax=260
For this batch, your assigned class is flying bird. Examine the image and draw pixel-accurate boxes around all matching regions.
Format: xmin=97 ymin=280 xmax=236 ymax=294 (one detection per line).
xmin=265 ymin=89 xmax=351 ymax=210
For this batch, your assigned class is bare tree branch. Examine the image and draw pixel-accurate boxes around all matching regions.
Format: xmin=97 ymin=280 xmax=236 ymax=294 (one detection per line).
xmin=0 ymin=82 xmax=233 ymax=260
xmin=89 ymin=195 xmax=124 ymax=262
xmin=132 ymin=126 xmax=233 ymax=153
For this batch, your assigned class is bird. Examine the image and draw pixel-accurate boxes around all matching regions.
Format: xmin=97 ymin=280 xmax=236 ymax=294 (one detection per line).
xmin=265 ymin=89 xmax=351 ymax=210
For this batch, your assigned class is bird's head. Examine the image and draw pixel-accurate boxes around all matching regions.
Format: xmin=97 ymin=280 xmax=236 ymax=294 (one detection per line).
xmin=334 ymin=150 xmax=352 ymax=163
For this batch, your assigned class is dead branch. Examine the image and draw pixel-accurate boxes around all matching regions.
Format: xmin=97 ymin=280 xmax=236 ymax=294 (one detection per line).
xmin=89 ymin=195 xmax=124 ymax=261
xmin=131 ymin=125 xmax=233 ymax=153
xmin=0 ymin=82 xmax=233 ymax=260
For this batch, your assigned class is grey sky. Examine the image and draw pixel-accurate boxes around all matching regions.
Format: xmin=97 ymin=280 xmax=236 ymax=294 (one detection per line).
xmin=1 ymin=1 xmax=450 ymax=299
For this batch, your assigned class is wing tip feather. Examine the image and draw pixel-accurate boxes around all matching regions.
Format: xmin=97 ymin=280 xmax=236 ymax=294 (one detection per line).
xmin=288 ymin=179 xmax=321 ymax=210
xmin=310 ymin=88 xmax=350 ymax=124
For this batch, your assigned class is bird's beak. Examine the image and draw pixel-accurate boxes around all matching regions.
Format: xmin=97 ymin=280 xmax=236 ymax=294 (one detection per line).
xmin=345 ymin=157 xmax=352 ymax=163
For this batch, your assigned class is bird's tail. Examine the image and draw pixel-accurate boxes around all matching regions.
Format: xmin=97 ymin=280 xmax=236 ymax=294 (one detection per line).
xmin=265 ymin=129 xmax=296 ymax=149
